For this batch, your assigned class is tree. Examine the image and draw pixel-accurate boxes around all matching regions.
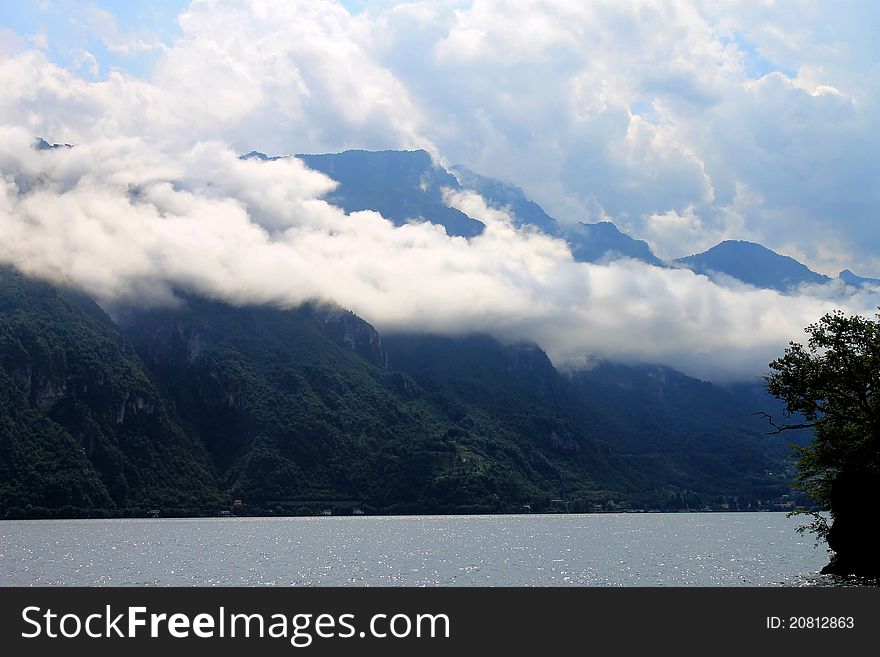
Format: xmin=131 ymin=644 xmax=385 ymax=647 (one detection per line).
xmin=764 ymin=310 xmax=880 ymax=577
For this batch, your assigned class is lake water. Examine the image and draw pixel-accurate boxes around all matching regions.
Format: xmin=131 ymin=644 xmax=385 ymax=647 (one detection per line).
xmin=0 ymin=512 xmax=840 ymax=587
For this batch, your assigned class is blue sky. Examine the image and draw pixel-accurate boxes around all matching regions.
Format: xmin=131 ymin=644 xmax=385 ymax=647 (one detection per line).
xmin=0 ymin=0 xmax=187 ymax=77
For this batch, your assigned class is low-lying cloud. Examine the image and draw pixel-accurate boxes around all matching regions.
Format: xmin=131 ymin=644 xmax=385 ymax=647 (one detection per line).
xmin=1 ymin=127 xmax=877 ymax=382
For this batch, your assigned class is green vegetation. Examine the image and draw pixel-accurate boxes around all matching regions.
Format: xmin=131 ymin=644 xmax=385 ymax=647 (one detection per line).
xmin=120 ymin=300 xmax=604 ymax=513
xmin=569 ymin=362 xmax=804 ymax=505
xmin=0 ymin=367 xmax=111 ymax=512
xmin=766 ymin=310 xmax=880 ymax=576
xmin=386 ymin=335 xmax=800 ymax=511
xmin=0 ymin=266 xmax=221 ymax=516
xmin=1 ymin=265 xmax=803 ymax=518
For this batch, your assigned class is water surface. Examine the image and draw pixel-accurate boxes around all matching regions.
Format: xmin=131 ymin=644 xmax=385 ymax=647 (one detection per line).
xmin=0 ymin=513 xmax=836 ymax=586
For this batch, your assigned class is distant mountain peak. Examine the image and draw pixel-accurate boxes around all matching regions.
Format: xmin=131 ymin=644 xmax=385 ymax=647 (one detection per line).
xmin=450 ymin=165 xmax=663 ymax=266
xmin=838 ymin=268 xmax=880 ymax=288
xmin=295 ymin=149 xmax=485 ymax=238
xmin=237 ymin=149 xmax=880 ymax=294
xmin=238 ymin=148 xmax=665 ymax=264
xmin=241 ymin=150 xmax=275 ymax=161
xmin=564 ymin=221 xmax=664 ymax=266
xmin=675 ymin=240 xmax=831 ymax=292
xmin=450 ymin=165 xmax=561 ymax=236
xmin=34 ymin=137 xmax=73 ymax=151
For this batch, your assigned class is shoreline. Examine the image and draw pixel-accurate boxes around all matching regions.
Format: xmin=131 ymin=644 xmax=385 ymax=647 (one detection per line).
xmin=1 ymin=508 xmax=818 ymax=522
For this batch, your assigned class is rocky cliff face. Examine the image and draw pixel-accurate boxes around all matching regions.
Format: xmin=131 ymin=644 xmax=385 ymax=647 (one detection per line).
xmin=312 ymin=305 xmax=388 ymax=369
xmin=0 ymin=266 xmax=220 ymax=510
xmin=5 ymin=361 xmax=68 ymax=410
xmin=504 ymin=342 xmax=565 ymax=397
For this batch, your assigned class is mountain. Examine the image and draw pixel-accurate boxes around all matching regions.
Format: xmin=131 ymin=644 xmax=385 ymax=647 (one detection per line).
xmin=567 ymin=362 xmax=804 ymax=504
xmin=0 ymin=147 xmax=838 ymax=517
xmin=116 ymin=298 xmax=641 ymax=513
xmin=0 ymin=367 xmax=112 ymax=512
xmin=381 ymin=334 xmax=636 ymax=501
xmin=839 ymin=269 xmax=880 ymax=288
xmin=451 ymin=165 xmax=663 ymax=265
xmin=0 ymin=266 xmax=220 ymax=515
xmin=563 ymin=221 xmax=664 ymax=266
xmin=34 ymin=137 xmax=72 ymax=151
xmin=674 ymin=240 xmax=831 ymax=292
xmin=247 ymin=149 xmax=663 ymax=265
xmin=0 ymin=266 xmax=804 ymax=516
xmin=273 ymin=149 xmax=876 ymax=290
xmin=296 ymin=150 xmax=485 ymax=238
xmin=385 ymin=335 xmax=799 ymax=508
xmin=450 ymin=165 xmax=562 ymax=235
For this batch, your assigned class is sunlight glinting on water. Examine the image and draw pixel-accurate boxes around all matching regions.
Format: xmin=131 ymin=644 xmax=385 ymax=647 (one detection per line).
xmin=0 ymin=513 xmax=840 ymax=587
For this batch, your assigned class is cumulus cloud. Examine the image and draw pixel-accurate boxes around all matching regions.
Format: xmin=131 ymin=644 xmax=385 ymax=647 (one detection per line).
xmin=1 ymin=0 xmax=879 ymax=382
xmin=77 ymin=4 xmax=164 ymax=56
xmin=0 ymin=26 xmax=24 ymax=55
xmin=2 ymin=125 xmax=878 ymax=382
xmin=9 ymin=0 xmax=878 ymax=272
xmin=0 ymin=1 xmax=433 ymax=155
xmin=370 ymin=0 xmax=880 ymax=273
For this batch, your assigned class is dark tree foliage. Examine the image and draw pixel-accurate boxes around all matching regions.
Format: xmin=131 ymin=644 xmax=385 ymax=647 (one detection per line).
xmin=765 ymin=310 xmax=880 ymax=576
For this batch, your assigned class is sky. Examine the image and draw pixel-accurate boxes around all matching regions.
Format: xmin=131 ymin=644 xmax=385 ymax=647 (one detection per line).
xmin=1 ymin=0 xmax=879 ymax=381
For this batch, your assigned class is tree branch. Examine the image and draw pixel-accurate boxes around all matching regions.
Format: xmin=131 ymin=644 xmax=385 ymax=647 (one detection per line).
xmin=753 ymin=411 xmax=818 ymax=435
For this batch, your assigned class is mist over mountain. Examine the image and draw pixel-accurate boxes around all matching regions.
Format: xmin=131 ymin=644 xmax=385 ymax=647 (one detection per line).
xmin=564 ymin=222 xmax=664 ymax=267
xmin=292 ymin=150 xmax=871 ymax=293
xmin=245 ymin=149 xmax=664 ymax=266
xmin=2 ymin=0 xmax=879 ymax=384
xmin=450 ymin=165 xmax=562 ymax=236
xmin=1 ymin=136 xmax=867 ymax=519
xmin=451 ymin=164 xmax=663 ymax=266
xmin=3 ymin=134 xmax=878 ymax=382
xmin=4 ymin=141 xmax=819 ymax=515
xmin=5 ymin=140 xmax=872 ymax=517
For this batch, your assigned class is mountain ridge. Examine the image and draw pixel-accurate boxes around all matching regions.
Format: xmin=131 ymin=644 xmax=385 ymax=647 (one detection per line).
xmin=674 ymin=240 xmax=832 ymax=292
xmin=245 ymin=148 xmax=666 ymax=266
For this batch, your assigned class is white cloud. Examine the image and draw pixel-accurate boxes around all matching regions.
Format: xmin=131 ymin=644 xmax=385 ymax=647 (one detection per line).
xmin=0 ymin=1 xmax=435 ymax=156
xmin=72 ymin=49 xmax=99 ymax=77
xmin=78 ymin=3 xmax=163 ymax=56
xmin=1 ymin=126 xmax=877 ymax=382
xmin=151 ymin=0 xmax=433 ymax=155
xmin=14 ymin=0 xmax=871 ymax=271
xmin=0 ymin=27 xmax=24 ymax=55
xmin=1 ymin=0 xmax=879 ymax=382
xmin=370 ymin=0 xmax=880 ymax=270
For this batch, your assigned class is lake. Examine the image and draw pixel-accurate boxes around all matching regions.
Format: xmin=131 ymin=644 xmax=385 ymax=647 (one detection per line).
xmin=0 ymin=512 xmax=840 ymax=587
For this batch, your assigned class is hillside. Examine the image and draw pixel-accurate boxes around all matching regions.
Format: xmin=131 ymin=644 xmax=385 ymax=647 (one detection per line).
xmin=384 ymin=335 xmax=799 ymax=510
xmin=117 ymin=299 xmax=637 ymax=513
xmin=0 ymin=266 xmax=806 ymax=516
xmin=0 ymin=266 xmax=221 ymax=516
